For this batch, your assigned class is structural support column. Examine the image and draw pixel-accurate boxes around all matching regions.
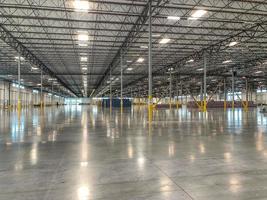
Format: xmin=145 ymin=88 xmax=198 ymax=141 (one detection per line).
xmin=261 ymin=86 xmax=263 ymax=109
xmin=138 ymin=87 xmax=140 ymax=105
xmin=232 ymin=70 xmax=235 ymax=111
xmin=245 ymin=78 xmax=248 ymax=111
xmin=17 ymin=55 xmax=21 ymax=111
xmin=148 ymin=0 xmax=153 ymax=120
xmin=203 ymin=52 xmax=207 ymax=112
xmin=176 ymin=78 xmax=179 ymax=109
xmin=8 ymin=83 xmax=11 ymax=108
xmin=224 ymin=78 xmax=227 ymax=110
xmin=120 ymin=51 xmax=123 ymax=113
xmin=200 ymin=82 xmax=203 ymax=110
xmin=41 ymin=69 xmax=44 ymax=108
xmin=180 ymin=81 xmax=183 ymax=106
xmin=51 ymin=82 xmax=54 ymax=106
xmin=109 ymin=70 xmax=112 ymax=111
xmin=169 ymin=70 xmax=172 ymax=110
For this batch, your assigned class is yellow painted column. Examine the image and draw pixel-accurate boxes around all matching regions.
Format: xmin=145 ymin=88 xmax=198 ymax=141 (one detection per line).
xmin=203 ymin=97 xmax=207 ymax=112
xmin=18 ymin=97 xmax=21 ymax=111
xmin=148 ymin=96 xmax=153 ymax=122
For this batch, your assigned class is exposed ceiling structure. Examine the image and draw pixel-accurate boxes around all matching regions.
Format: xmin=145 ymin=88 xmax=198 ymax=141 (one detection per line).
xmin=0 ymin=0 xmax=266 ymax=98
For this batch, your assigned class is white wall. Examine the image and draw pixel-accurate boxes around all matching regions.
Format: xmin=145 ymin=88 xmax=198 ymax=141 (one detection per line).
xmin=0 ymin=80 xmax=65 ymax=108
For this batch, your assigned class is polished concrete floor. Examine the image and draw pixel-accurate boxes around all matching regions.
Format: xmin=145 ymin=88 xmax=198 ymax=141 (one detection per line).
xmin=0 ymin=106 xmax=267 ymax=200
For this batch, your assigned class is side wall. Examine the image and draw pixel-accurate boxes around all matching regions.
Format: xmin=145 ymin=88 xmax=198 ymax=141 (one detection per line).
xmin=0 ymin=80 xmax=65 ymax=108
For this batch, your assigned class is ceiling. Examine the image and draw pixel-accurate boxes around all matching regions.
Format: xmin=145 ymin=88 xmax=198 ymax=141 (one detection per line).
xmin=0 ymin=0 xmax=266 ymax=98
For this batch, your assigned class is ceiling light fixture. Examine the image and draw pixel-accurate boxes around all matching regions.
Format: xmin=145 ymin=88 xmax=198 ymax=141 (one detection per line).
xmin=82 ymin=67 xmax=87 ymax=70
xmin=79 ymin=43 xmax=88 ymax=47
xmin=187 ymin=59 xmax=194 ymax=63
xmin=159 ymin=38 xmax=170 ymax=44
xmin=140 ymin=45 xmax=148 ymax=49
xmin=15 ymin=56 xmax=25 ymax=61
xmin=152 ymin=34 xmax=161 ymax=37
xmin=197 ymin=68 xmax=203 ymax=71
xmin=228 ymin=41 xmax=238 ymax=47
xmin=189 ymin=10 xmax=207 ymax=20
xmin=167 ymin=16 xmax=181 ymax=21
xmin=73 ymin=0 xmax=90 ymax=12
xmin=223 ymin=60 xmax=232 ymax=64
xmin=80 ymin=57 xmax=88 ymax=62
xmin=127 ymin=68 xmax=133 ymax=71
xmin=137 ymin=57 xmax=144 ymax=63
xmin=77 ymin=33 xmax=89 ymax=41
xmin=31 ymin=67 xmax=38 ymax=70
xmin=255 ymin=71 xmax=263 ymax=74
xmin=191 ymin=10 xmax=207 ymax=18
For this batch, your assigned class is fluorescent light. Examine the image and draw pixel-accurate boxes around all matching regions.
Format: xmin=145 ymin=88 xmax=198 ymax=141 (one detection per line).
xmin=127 ymin=68 xmax=133 ymax=71
xmin=197 ymin=68 xmax=203 ymax=71
xmin=31 ymin=67 xmax=38 ymax=70
xmin=255 ymin=71 xmax=263 ymax=74
xmin=77 ymin=33 xmax=89 ymax=41
xmin=187 ymin=59 xmax=194 ymax=63
xmin=191 ymin=10 xmax=207 ymax=19
xmin=80 ymin=57 xmax=88 ymax=62
xmin=152 ymin=34 xmax=161 ymax=37
xmin=223 ymin=60 xmax=232 ymax=64
xmin=73 ymin=0 xmax=90 ymax=12
xmin=137 ymin=57 xmax=144 ymax=63
xmin=229 ymin=41 xmax=238 ymax=47
xmin=159 ymin=38 xmax=170 ymax=44
xmin=140 ymin=45 xmax=148 ymax=49
xmin=79 ymin=43 xmax=88 ymax=47
xmin=15 ymin=56 xmax=25 ymax=61
xmin=82 ymin=67 xmax=87 ymax=70
xmin=126 ymin=60 xmax=132 ymax=63
xmin=167 ymin=16 xmax=180 ymax=21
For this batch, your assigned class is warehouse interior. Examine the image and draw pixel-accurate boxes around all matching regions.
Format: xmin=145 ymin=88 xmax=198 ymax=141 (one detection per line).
xmin=0 ymin=0 xmax=267 ymax=199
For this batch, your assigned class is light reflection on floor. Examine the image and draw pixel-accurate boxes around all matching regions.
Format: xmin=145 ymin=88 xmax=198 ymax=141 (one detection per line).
xmin=0 ymin=106 xmax=267 ymax=199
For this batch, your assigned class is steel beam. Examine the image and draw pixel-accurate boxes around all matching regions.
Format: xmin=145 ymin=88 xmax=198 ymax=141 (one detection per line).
xmin=94 ymin=0 xmax=165 ymax=96
xmin=0 ymin=25 xmax=77 ymax=97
